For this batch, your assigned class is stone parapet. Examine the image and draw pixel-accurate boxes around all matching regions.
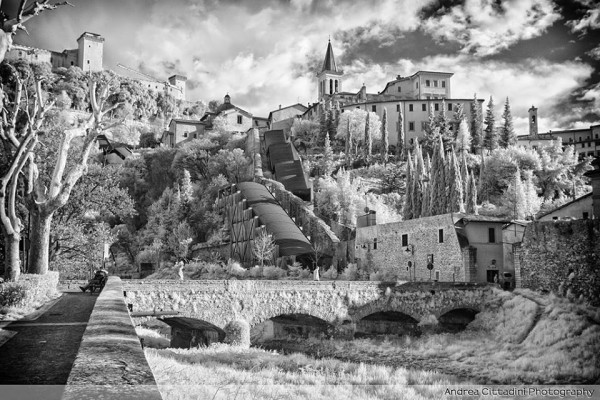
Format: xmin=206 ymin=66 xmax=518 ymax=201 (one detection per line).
xmin=62 ymin=277 xmax=162 ymax=400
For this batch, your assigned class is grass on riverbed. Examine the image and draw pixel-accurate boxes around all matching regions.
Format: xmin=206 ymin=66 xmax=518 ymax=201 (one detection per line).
xmin=274 ymin=289 xmax=600 ymax=384
xmin=145 ymin=344 xmax=470 ymax=400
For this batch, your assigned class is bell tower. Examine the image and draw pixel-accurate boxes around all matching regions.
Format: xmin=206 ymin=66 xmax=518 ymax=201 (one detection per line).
xmin=528 ymin=105 xmax=538 ymax=137
xmin=317 ymin=39 xmax=343 ymax=101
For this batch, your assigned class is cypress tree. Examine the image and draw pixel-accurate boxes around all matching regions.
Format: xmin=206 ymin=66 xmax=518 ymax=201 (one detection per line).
xmin=321 ymin=134 xmax=334 ymax=176
xmin=470 ymin=93 xmax=483 ymax=154
xmin=455 ymin=118 xmax=471 ymax=154
xmin=460 ymin=151 xmax=469 ymax=197
xmin=403 ymin=153 xmax=414 ymax=220
xmin=483 ymin=96 xmax=497 ymax=151
xmin=364 ymin=112 xmax=372 ymax=159
xmin=429 ymin=135 xmax=447 ymax=216
xmin=448 ymin=150 xmax=465 ymax=213
xmin=414 ymin=141 xmax=425 ymax=218
xmin=319 ymin=102 xmax=328 ymax=145
xmin=345 ymin=117 xmax=351 ymax=166
xmin=466 ymin=170 xmax=478 ymax=215
xmin=452 ymin=103 xmax=465 ymax=137
xmin=499 ymin=97 xmax=516 ymax=148
xmin=382 ymin=107 xmax=389 ymax=163
xmin=397 ymin=105 xmax=405 ymax=160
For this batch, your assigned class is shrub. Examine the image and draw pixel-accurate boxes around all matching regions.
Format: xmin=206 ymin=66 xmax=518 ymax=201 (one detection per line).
xmin=224 ymin=320 xmax=250 ymax=348
xmin=0 ymin=284 xmax=26 ymax=307
xmin=248 ymin=266 xmax=263 ymax=278
xmin=339 ymin=263 xmax=359 ymax=281
xmin=262 ymin=266 xmax=287 ymax=280
xmin=227 ymin=260 xmax=247 ymax=278
xmin=321 ymin=266 xmax=338 ymax=280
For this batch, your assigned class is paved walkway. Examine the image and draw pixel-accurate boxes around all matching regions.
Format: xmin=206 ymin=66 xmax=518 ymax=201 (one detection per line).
xmin=0 ymin=291 xmax=97 ymax=386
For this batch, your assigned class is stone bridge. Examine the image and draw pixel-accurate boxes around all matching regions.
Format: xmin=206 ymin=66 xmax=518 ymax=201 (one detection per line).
xmin=122 ymin=280 xmax=492 ymax=338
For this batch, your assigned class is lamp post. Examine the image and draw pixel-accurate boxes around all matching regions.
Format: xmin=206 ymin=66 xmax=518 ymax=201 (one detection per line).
xmin=405 ymin=244 xmax=415 ymax=281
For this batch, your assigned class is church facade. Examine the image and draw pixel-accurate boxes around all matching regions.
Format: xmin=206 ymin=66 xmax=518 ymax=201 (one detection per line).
xmin=306 ymin=41 xmax=484 ymax=148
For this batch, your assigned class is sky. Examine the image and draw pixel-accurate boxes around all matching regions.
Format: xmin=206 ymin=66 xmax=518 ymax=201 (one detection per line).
xmin=4 ymin=0 xmax=600 ymax=135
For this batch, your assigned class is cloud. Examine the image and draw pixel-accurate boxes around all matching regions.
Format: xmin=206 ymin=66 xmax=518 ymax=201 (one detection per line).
xmin=586 ymin=45 xmax=600 ymax=60
xmin=566 ymin=2 xmax=600 ymax=34
xmin=421 ymin=0 xmax=561 ymax=57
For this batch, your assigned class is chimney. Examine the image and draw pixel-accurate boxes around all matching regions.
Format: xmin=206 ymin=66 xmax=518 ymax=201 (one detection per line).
xmin=279 ymin=105 xmax=281 ymax=110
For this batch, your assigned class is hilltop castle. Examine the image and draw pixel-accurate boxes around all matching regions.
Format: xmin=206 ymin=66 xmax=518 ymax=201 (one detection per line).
xmin=6 ymin=32 xmax=187 ymax=101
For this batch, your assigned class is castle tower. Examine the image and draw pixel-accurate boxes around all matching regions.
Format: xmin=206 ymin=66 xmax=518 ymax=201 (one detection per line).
xmin=77 ymin=32 xmax=104 ymax=72
xmin=317 ymin=40 xmax=343 ymax=100
xmin=528 ymin=105 xmax=538 ymax=137
xmin=168 ymin=75 xmax=187 ymax=101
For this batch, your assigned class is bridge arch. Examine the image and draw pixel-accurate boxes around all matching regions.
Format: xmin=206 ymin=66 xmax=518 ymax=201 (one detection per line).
xmin=351 ymin=303 xmax=423 ymax=324
xmin=434 ymin=304 xmax=481 ymax=320
xmin=249 ymin=303 xmax=339 ymax=328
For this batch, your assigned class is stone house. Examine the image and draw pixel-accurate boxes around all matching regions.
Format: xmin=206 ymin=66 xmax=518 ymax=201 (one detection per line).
xmin=201 ymin=94 xmax=253 ymax=133
xmin=268 ymin=103 xmax=308 ymax=134
xmin=354 ymin=213 xmax=508 ymax=283
xmin=537 ymin=193 xmax=593 ymax=221
xmin=161 ymin=119 xmax=206 ymax=148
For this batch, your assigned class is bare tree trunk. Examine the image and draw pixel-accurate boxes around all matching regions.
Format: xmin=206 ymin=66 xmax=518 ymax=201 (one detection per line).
xmin=27 ymin=207 xmax=53 ymax=275
xmin=4 ymin=231 xmax=21 ymax=281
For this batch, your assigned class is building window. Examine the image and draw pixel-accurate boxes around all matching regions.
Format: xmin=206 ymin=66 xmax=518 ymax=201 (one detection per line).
xmin=583 ymin=212 xmax=589 ymax=219
xmin=194 ymin=133 xmax=197 ymax=138
xmin=183 ymin=132 xmax=188 ymax=138
xmin=401 ymin=234 xmax=408 ymax=247
xmin=569 ymin=138 xmax=573 ymax=142
xmin=397 ymin=87 xmax=401 ymax=92
xmin=434 ymin=80 xmax=438 ymax=87
xmin=409 ymin=104 xmax=413 ymax=112
xmin=396 ymin=104 xmax=400 ymax=112
xmin=373 ymin=238 xmax=378 ymax=250
xmin=434 ymin=103 xmax=439 ymax=111
xmin=372 ymin=105 xmax=377 ymax=112
xmin=579 ymin=137 xmax=582 ymax=141
xmin=409 ymin=138 xmax=414 ymax=145
xmin=488 ymin=228 xmax=496 ymax=243
xmin=448 ymin=103 xmax=452 ymax=111
xmin=427 ymin=96 xmax=431 ymax=99
xmin=71 ymin=61 xmax=74 ymax=66
xmin=435 ymin=270 xmax=440 ymax=281
xmin=409 ymin=122 xmax=415 ymax=131
xmin=438 ymin=229 xmax=444 ymax=243
xmin=422 ymin=104 xmax=426 ymax=111
xmin=237 ymin=115 xmax=243 ymax=124
xmin=588 ymin=142 xmax=592 ymax=147
xmin=442 ymin=81 xmax=446 ymax=88
xmin=426 ymin=80 xmax=430 ymax=87
xmin=87 ymin=60 xmax=90 ymax=64
xmin=416 ymin=82 xmax=419 ymax=88
xmin=596 ymin=134 xmax=599 ymax=139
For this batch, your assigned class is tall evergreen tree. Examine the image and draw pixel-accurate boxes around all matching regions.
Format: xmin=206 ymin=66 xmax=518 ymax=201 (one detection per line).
xmin=413 ymin=141 xmax=425 ymax=218
xmin=345 ymin=117 xmax=351 ymax=165
xmin=455 ymin=118 xmax=472 ymax=154
xmin=403 ymin=153 xmax=414 ymax=220
xmin=470 ymin=93 xmax=483 ymax=154
xmin=321 ymin=134 xmax=335 ymax=176
xmin=483 ymin=96 xmax=497 ymax=151
xmin=319 ymin=102 xmax=328 ymax=146
xmin=452 ymin=103 xmax=466 ymax=136
xmin=364 ymin=111 xmax=372 ymax=159
xmin=499 ymin=97 xmax=516 ymax=148
xmin=460 ymin=151 xmax=469 ymax=197
xmin=381 ymin=107 xmax=389 ymax=163
xmin=465 ymin=170 xmax=478 ymax=215
xmin=429 ymin=135 xmax=447 ymax=215
xmin=447 ymin=150 xmax=465 ymax=213
xmin=397 ymin=105 xmax=405 ymax=160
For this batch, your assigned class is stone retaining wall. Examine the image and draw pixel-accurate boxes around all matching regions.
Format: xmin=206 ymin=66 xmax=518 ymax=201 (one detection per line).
xmin=517 ymin=220 xmax=600 ymax=306
xmin=62 ymin=277 xmax=162 ymax=400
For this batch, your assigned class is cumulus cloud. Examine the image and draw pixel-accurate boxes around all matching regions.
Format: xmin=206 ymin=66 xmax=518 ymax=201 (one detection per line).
xmin=421 ymin=0 xmax=561 ymax=57
xmin=567 ymin=1 xmax=600 ymax=34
